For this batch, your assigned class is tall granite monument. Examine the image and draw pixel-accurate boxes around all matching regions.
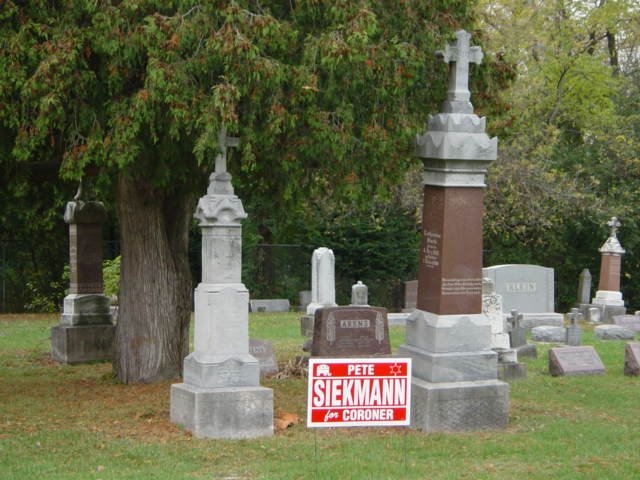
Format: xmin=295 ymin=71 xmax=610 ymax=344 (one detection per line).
xmin=51 ymin=185 xmax=114 ymax=363
xmin=171 ymin=129 xmax=273 ymax=439
xmin=592 ymin=217 xmax=627 ymax=321
xmin=398 ymin=30 xmax=509 ymax=431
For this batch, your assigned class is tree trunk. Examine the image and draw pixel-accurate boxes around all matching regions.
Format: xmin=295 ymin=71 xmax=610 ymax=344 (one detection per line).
xmin=114 ymin=173 xmax=193 ymax=383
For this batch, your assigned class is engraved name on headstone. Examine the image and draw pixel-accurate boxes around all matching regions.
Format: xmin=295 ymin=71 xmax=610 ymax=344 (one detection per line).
xmin=549 ymin=346 xmax=605 ymax=376
xmin=311 ymin=306 xmax=390 ymax=357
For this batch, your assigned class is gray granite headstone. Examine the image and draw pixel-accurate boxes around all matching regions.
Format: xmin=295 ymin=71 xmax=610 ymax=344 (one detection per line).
xmin=507 ymin=309 xmax=526 ymax=348
xmin=483 ymin=264 xmax=554 ymax=313
xmin=532 ymin=326 xmax=566 ymax=343
xmin=594 ymin=324 xmax=634 ymax=340
xmin=350 ymin=281 xmax=369 ymax=306
xmin=249 ymin=339 xmax=278 ymax=377
xmin=311 ymin=306 xmax=390 ymax=357
xmin=249 ymin=299 xmax=290 ymax=313
xmin=565 ymin=309 xmax=582 ymax=346
xmin=624 ymin=342 xmax=640 ymax=376
xmin=587 ymin=306 xmax=602 ymax=324
xmin=549 ymin=346 xmax=605 ymax=376
xmin=403 ymin=280 xmax=418 ymax=311
xmin=613 ymin=315 xmax=640 ymax=333
xmin=576 ymin=268 xmax=592 ymax=305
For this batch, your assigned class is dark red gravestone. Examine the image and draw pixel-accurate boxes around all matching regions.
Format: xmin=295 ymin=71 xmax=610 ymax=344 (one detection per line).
xmin=418 ymin=187 xmax=484 ymax=315
xmin=65 ymin=201 xmax=108 ymax=294
xmin=311 ymin=306 xmax=390 ymax=357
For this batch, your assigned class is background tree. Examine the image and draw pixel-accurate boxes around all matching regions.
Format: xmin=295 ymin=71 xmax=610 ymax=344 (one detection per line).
xmin=1 ymin=1 xmax=502 ymax=382
xmin=475 ymin=0 xmax=640 ymax=308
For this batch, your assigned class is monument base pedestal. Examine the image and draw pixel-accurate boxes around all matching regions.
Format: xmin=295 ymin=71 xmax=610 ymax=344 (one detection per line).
xmin=170 ymin=383 xmax=273 ymax=439
xmin=51 ymin=324 xmax=114 ymax=363
xmin=410 ymin=378 xmax=509 ymax=432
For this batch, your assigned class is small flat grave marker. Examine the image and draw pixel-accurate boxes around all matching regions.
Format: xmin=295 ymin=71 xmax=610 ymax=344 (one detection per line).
xmin=624 ymin=342 xmax=640 ymax=376
xmin=613 ymin=315 xmax=640 ymax=333
xmin=249 ymin=338 xmax=278 ymax=377
xmin=311 ymin=306 xmax=390 ymax=357
xmin=549 ymin=346 xmax=605 ymax=376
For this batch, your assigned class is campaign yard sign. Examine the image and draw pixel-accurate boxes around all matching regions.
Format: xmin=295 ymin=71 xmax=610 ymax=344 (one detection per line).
xmin=307 ymin=358 xmax=412 ymax=428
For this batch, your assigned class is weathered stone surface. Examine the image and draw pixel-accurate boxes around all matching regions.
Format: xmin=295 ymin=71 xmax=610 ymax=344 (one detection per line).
xmin=577 ymin=269 xmax=592 ymax=305
xmin=350 ymin=281 xmax=369 ymax=306
xmin=51 ymin=324 xmax=114 ymax=364
xmin=624 ymin=342 xmax=640 ymax=376
xmin=520 ymin=313 xmax=564 ymax=330
xmin=403 ymin=280 xmax=418 ymax=311
xmin=404 ymin=310 xmax=491 ymax=353
xmin=594 ymin=324 xmax=635 ymax=340
xmin=311 ymin=306 xmax=390 ymax=357
xmin=388 ymin=313 xmax=410 ymax=326
xmin=298 ymin=290 xmax=311 ymax=312
xmin=497 ymin=362 xmax=527 ymax=381
xmin=249 ymin=339 xmax=278 ymax=377
xmin=398 ymin=344 xmax=497 ymax=382
xmin=515 ymin=343 xmax=537 ymax=359
xmin=482 ymin=279 xmax=510 ymax=349
xmin=300 ymin=314 xmax=314 ymax=337
xmin=410 ymin=378 xmax=509 ymax=432
xmin=549 ymin=346 xmax=605 ymax=376
xmin=531 ymin=326 xmax=566 ymax=343
xmin=586 ymin=306 xmax=602 ymax=323
xmin=306 ymin=247 xmax=337 ymax=315
xmin=170 ymin=384 xmax=273 ymax=439
xmin=566 ymin=325 xmax=582 ymax=346
xmin=249 ymin=299 xmax=290 ymax=313
xmin=183 ymin=354 xmax=260 ymax=389
xmin=613 ymin=315 xmax=640 ymax=333
xmin=60 ymin=294 xmax=112 ymax=326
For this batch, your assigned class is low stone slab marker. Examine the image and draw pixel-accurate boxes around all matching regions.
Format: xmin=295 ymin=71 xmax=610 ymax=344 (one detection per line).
xmin=549 ymin=346 xmax=605 ymax=376
xmin=624 ymin=342 xmax=640 ymax=376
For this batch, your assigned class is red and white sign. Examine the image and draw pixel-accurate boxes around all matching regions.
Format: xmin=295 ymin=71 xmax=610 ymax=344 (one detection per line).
xmin=307 ymin=358 xmax=412 ymax=428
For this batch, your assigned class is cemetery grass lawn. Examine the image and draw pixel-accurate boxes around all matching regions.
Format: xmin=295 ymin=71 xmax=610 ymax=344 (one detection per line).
xmin=1 ymin=314 xmax=639 ymax=479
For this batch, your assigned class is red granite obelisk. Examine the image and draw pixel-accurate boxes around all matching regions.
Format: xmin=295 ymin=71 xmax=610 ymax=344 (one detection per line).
xmin=592 ymin=216 xmax=627 ymax=320
xmin=398 ymin=30 xmax=508 ymax=432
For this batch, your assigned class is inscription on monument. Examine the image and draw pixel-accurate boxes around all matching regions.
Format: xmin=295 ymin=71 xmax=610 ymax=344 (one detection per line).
xmin=424 ymin=231 xmax=441 ymax=268
xmin=311 ymin=306 xmax=390 ymax=357
xmin=506 ymin=282 xmax=537 ymax=293
xmin=441 ymin=278 xmax=482 ymax=296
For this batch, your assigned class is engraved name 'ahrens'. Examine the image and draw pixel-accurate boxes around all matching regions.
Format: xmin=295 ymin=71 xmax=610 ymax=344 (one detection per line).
xmin=340 ymin=319 xmax=370 ymax=328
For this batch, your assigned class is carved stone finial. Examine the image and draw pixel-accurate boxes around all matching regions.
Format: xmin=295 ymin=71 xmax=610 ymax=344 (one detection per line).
xmin=436 ymin=30 xmax=483 ymax=114
xmin=208 ymin=127 xmax=240 ymax=196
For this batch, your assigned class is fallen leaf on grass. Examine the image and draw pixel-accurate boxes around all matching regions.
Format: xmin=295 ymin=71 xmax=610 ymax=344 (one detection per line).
xmin=274 ymin=412 xmax=300 ymax=431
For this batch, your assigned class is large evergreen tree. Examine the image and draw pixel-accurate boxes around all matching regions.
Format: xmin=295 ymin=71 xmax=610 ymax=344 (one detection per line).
xmin=1 ymin=1 xmax=489 ymax=382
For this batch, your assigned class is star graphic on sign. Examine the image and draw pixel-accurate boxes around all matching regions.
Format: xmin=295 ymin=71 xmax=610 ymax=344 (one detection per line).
xmin=389 ymin=363 xmax=403 ymax=376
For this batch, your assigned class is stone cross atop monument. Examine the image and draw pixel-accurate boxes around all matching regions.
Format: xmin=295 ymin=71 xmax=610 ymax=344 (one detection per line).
xmin=436 ymin=30 xmax=483 ymax=114
xmin=209 ymin=127 xmax=240 ymax=196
